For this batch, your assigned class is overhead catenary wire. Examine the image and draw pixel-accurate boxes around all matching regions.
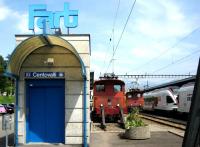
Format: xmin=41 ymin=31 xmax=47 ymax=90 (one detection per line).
xmin=170 ymin=52 xmax=199 ymax=67
xmin=127 ymin=26 xmax=200 ymax=73
xmin=102 ymin=40 xmax=112 ymax=72
xmin=113 ymin=0 xmax=121 ymax=31
xmin=103 ymin=0 xmax=120 ymax=74
xmin=151 ymin=50 xmax=200 ymax=74
xmin=151 ymin=48 xmax=200 ymax=74
xmin=112 ymin=0 xmax=121 ymax=73
xmin=113 ymin=0 xmax=137 ymax=56
xmin=105 ymin=0 xmax=137 ymax=73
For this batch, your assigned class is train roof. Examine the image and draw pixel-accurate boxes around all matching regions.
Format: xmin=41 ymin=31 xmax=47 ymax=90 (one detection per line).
xmin=145 ymin=76 xmax=196 ymax=92
xmin=181 ymin=82 xmax=195 ymax=87
xmin=94 ymin=73 xmax=125 ymax=85
xmin=94 ymin=79 xmax=125 ymax=85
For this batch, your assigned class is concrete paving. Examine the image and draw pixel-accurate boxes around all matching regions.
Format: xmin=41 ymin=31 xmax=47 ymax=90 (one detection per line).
xmin=90 ymin=131 xmax=183 ymax=147
xmin=0 ymin=115 xmax=183 ymax=147
xmin=0 ymin=114 xmax=184 ymax=147
xmin=0 ymin=131 xmax=183 ymax=147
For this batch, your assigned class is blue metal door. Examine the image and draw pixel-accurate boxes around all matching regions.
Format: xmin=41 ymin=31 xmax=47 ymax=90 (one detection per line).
xmin=26 ymin=79 xmax=65 ymax=143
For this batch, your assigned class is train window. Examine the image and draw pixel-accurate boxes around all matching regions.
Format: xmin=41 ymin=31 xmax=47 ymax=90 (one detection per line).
xmin=114 ymin=85 xmax=121 ymax=92
xmin=166 ymin=96 xmax=174 ymax=103
xmin=127 ymin=94 xmax=132 ymax=98
xmin=187 ymin=94 xmax=192 ymax=101
xmin=96 ymin=85 xmax=105 ymax=92
xmin=187 ymin=96 xmax=191 ymax=101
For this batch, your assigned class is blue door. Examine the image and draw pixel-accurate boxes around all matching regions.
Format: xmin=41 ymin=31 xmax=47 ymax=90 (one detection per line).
xmin=26 ymin=79 xmax=65 ymax=143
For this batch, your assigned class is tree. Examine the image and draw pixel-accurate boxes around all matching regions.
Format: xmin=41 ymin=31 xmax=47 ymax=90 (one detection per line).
xmin=0 ymin=55 xmax=4 ymax=73
xmin=0 ymin=54 xmax=14 ymax=96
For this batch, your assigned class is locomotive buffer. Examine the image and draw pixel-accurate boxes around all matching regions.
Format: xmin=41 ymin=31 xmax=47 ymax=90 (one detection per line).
xmin=100 ymin=105 xmax=106 ymax=130
xmin=118 ymin=105 xmax=125 ymax=128
xmin=100 ymin=104 xmax=125 ymax=129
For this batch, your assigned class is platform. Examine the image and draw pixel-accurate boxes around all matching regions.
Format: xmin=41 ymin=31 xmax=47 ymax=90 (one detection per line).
xmin=0 ymin=131 xmax=183 ymax=147
xmin=91 ymin=131 xmax=183 ymax=147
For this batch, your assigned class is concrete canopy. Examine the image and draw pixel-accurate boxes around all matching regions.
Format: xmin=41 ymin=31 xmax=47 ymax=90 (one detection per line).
xmin=7 ymin=35 xmax=86 ymax=77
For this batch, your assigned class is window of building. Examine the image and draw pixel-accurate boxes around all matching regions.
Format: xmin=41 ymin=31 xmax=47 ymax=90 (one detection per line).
xmin=114 ymin=85 xmax=122 ymax=92
xmin=96 ymin=85 xmax=105 ymax=92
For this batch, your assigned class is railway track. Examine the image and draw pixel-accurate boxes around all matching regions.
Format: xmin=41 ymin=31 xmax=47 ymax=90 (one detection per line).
xmin=140 ymin=113 xmax=186 ymax=130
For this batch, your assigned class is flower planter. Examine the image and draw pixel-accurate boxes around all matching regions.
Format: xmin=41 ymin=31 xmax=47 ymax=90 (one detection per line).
xmin=125 ymin=125 xmax=150 ymax=139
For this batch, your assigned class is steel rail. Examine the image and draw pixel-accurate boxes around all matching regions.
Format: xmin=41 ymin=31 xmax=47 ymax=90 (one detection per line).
xmin=141 ymin=113 xmax=186 ymax=130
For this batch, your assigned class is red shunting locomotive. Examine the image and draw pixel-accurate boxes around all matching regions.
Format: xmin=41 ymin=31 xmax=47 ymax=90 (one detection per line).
xmin=92 ymin=74 xmax=127 ymax=124
xmin=126 ymin=89 xmax=144 ymax=112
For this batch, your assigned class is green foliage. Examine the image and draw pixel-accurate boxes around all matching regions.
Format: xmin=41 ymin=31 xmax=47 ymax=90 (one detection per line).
xmin=125 ymin=108 xmax=146 ymax=129
xmin=0 ymin=96 xmax=14 ymax=104
xmin=0 ymin=55 xmax=4 ymax=66
xmin=0 ymin=55 xmax=4 ymax=74
xmin=0 ymin=54 xmax=14 ymax=96
xmin=0 ymin=77 xmax=14 ymax=95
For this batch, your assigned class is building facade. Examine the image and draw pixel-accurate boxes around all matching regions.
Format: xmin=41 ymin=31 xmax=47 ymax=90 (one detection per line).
xmin=7 ymin=34 xmax=90 ymax=145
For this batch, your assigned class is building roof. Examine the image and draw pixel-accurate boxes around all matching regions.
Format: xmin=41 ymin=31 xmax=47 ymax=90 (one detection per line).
xmin=145 ymin=76 xmax=196 ymax=92
xmin=7 ymin=35 xmax=86 ymax=77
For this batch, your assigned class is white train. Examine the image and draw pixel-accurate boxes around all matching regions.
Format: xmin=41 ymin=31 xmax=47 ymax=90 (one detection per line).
xmin=177 ymin=83 xmax=194 ymax=113
xmin=143 ymin=87 xmax=178 ymax=111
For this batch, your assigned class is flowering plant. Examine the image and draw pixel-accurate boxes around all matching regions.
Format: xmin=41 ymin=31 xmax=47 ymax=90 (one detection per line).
xmin=125 ymin=108 xmax=146 ymax=129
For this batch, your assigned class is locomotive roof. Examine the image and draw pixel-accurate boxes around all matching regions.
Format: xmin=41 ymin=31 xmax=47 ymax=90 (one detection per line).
xmin=94 ymin=79 xmax=125 ymax=85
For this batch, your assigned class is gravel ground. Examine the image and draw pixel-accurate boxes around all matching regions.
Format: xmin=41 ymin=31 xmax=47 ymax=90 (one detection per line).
xmin=92 ymin=123 xmax=124 ymax=132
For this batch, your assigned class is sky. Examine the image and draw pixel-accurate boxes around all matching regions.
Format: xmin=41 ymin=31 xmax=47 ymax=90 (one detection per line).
xmin=0 ymin=0 xmax=199 ymax=89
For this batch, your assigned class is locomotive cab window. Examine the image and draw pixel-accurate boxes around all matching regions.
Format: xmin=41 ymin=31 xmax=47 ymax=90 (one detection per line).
xmin=114 ymin=84 xmax=122 ymax=92
xmin=166 ymin=96 xmax=174 ymax=103
xmin=137 ymin=93 xmax=141 ymax=98
xmin=96 ymin=85 xmax=105 ymax=92
xmin=127 ymin=93 xmax=132 ymax=98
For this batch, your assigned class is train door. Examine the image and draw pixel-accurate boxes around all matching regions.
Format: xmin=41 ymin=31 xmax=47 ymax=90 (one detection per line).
xmin=155 ymin=92 xmax=163 ymax=110
xmin=185 ymin=90 xmax=192 ymax=112
xmin=179 ymin=88 xmax=192 ymax=113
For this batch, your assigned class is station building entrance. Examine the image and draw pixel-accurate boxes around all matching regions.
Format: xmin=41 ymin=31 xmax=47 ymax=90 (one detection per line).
xmin=7 ymin=35 xmax=90 ymax=145
xmin=26 ymin=79 xmax=65 ymax=143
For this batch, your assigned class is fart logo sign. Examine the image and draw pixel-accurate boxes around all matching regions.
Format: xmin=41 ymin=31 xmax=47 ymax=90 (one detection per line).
xmin=29 ymin=3 xmax=78 ymax=30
